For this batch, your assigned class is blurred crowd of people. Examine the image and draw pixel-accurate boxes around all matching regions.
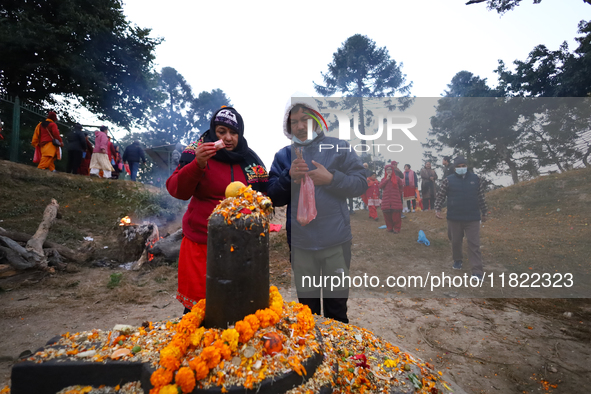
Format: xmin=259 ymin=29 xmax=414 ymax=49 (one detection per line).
xmin=358 ymin=157 xmax=457 ymax=233
xmin=29 ymin=111 xmax=146 ymax=181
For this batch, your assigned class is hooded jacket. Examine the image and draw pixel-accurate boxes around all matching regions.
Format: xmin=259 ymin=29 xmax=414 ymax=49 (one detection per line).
xmin=267 ymin=95 xmax=368 ymax=250
xmin=166 ymin=107 xmax=268 ymax=244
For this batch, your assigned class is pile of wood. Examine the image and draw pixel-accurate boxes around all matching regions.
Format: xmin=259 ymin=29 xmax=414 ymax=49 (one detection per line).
xmin=0 ymin=199 xmax=91 ymax=277
xmin=0 ymin=197 xmax=188 ymax=278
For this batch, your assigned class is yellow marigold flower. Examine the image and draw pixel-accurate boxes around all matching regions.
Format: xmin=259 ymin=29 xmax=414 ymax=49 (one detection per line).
xmin=189 ymin=327 xmax=205 ymax=347
xmin=191 ymin=299 xmax=206 ymax=317
xmin=270 ymin=285 xmax=278 ymax=293
xmin=150 ymin=368 xmax=173 ymax=387
xmin=175 ymin=367 xmax=196 ymax=393
xmin=160 ymin=355 xmax=181 ymax=371
xmin=221 ymin=328 xmax=239 ymax=351
xmin=200 ymin=346 xmax=221 ymax=369
xmin=189 ymin=357 xmax=210 ymax=381
xmin=160 ymin=345 xmax=182 ymax=361
xmin=235 ymin=320 xmax=254 ymax=343
xmin=159 ymin=384 xmax=179 ymax=394
xmin=383 ymin=359 xmax=398 ymax=368
xmin=244 ymin=314 xmax=260 ymax=332
xmin=270 ymin=303 xmax=283 ymax=317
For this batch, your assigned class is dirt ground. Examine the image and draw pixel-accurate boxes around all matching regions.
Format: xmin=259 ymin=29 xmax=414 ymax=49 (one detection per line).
xmin=1 ymin=206 xmax=591 ymax=393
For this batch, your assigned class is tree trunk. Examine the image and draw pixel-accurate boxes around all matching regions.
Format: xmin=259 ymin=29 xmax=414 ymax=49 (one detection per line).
xmin=149 ymin=228 xmax=182 ymax=262
xmin=26 ymin=199 xmax=59 ymax=270
xmin=0 ymin=229 xmax=90 ymax=263
xmin=0 ymin=235 xmax=36 ymax=270
xmin=357 ymin=84 xmax=366 ymax=147
xmin=533 ymin=130 xmax=565 ymax=172
xmin=582 ymin=145 xmax=591 ymax=168
xmin=496 ymin=142 xmax=520 ymax=184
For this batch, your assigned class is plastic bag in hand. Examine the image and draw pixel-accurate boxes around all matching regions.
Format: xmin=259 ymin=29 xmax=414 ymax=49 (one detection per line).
xmin=297 ymin=173 xmax=317 ymax=226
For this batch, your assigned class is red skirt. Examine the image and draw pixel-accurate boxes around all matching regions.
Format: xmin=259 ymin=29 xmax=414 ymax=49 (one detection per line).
xmin=176 ymin=237 xmax=207 ymax=309
xmin=403 ymin=185 xmax=416 ymax=198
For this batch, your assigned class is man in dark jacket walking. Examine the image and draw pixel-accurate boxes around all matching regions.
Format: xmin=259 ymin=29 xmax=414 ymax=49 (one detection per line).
xmin=267 ymin=95 xmax=367 ymax=324
xmin=122 ymin=140 xmax=147 ymax=181
xmin=434 ymin=156 xmax=488 ymax=281
xmin=442 ymin=156 xmax=454 ymax=179
xmin=66 ymin=123 xmax=87 ymax=174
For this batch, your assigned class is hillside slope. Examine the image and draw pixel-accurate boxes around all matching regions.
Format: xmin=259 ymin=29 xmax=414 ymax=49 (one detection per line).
xmin=0 ymin=160 xmax=185 ymax=261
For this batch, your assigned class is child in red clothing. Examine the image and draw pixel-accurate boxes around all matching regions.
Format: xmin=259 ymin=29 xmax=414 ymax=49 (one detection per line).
xmin=366 ymin=172 xmax=380 ymax=220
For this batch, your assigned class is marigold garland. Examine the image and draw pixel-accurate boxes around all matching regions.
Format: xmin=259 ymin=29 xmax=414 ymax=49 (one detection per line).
xmin=150 ymin=368 xmax=173 ymax=387
xmin=221 ymin=328 xmax=239 ymax=351
xmin=158 ymin=384 xmax=179 ymax=394
xmin=189 ymin=357 xmax=209 ymax=380
xmin=148 ymin=286 xmax=303 ymax=393
xmin=235 ymin=320 xmax=254 ymax=343
xmin=175 ymin=367 xmax=196 ymax=393
xmin=243 ymin=314 xmax=260 ymax=332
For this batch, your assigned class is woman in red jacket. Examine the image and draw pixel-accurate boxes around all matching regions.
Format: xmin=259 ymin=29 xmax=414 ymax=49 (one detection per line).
xmin=380 ymin=165 xmax=404 ymax=233
xmin=166 ymin=107 xmax=268 ymax=313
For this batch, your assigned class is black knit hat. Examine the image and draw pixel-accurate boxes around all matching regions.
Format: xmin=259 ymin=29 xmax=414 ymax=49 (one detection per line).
xmin=211 ymin=107 xmax=244 ymax=136
xmin=454 ymin=156 xmax=467 ymax=166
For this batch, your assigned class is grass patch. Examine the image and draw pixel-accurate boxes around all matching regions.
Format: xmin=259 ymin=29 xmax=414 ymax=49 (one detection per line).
xmin=0 ymin=160 xmax=186 ymax=249
xmin=107 ymin=272 xmax=124 ymax=289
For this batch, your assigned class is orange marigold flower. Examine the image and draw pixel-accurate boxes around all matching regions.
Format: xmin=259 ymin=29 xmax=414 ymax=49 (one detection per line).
xmin=160 ymin=355 xmax=181 ymax=371
xmin=175 ymin=367 xmax=196 ymax=393
xmin=176 ymin=312 xmax=202 ymax=334
xmin=200 ymin=346 xmax=221 ymax=369
xmin=244 ymin=314 xmax=260 ymax=332
xmin=150 ymin=368 xmax=173 ymax=387
xmin=191 ymin=299 xmax=206 ymax=316
xmin=235 ymin=320 xmax=254 ymax=343
xmin=256 ymin=309 xmax=280 ymax=328
xmin=160 ymin=345 xmax=182 ymax=361
xmin=218 ymin=343 xmax=232 ymax=361
xmin=270 ymin=303 xmax=283 ymax=317
xmin=221 ymin=328 xmax=239 ymax=351
xmin=202 ymin=331 xmax=217 ymax=347
xmin=158 ymin=384 xmax=179 ymax=394
xmin=189 ymin=357 xmax=210 ymax=381
xmin=170 ymin=334 xmax=190 ymax=353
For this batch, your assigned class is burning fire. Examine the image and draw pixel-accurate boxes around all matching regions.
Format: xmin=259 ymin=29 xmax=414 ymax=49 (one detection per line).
xmin=147 ymin=236 xmax=164 ymax=262
xmin=120 ymin=216 xmax=131 ymax=226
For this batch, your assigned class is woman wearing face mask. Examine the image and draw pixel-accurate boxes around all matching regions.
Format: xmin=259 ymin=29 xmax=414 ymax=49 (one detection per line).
xmin=166 ymin=107 xmax=269 ymax=313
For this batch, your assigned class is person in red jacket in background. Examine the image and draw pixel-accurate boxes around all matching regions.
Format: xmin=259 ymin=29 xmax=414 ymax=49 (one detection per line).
xmin=366 ymin=172 xmax=380 ymax=221
xmin=380 ymin=164 xmax=404 ymax=233
xmin=31 ymin=111 xmax=63 ymax=172
xmin=166 ymin=107 xmax=268 ymax=314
